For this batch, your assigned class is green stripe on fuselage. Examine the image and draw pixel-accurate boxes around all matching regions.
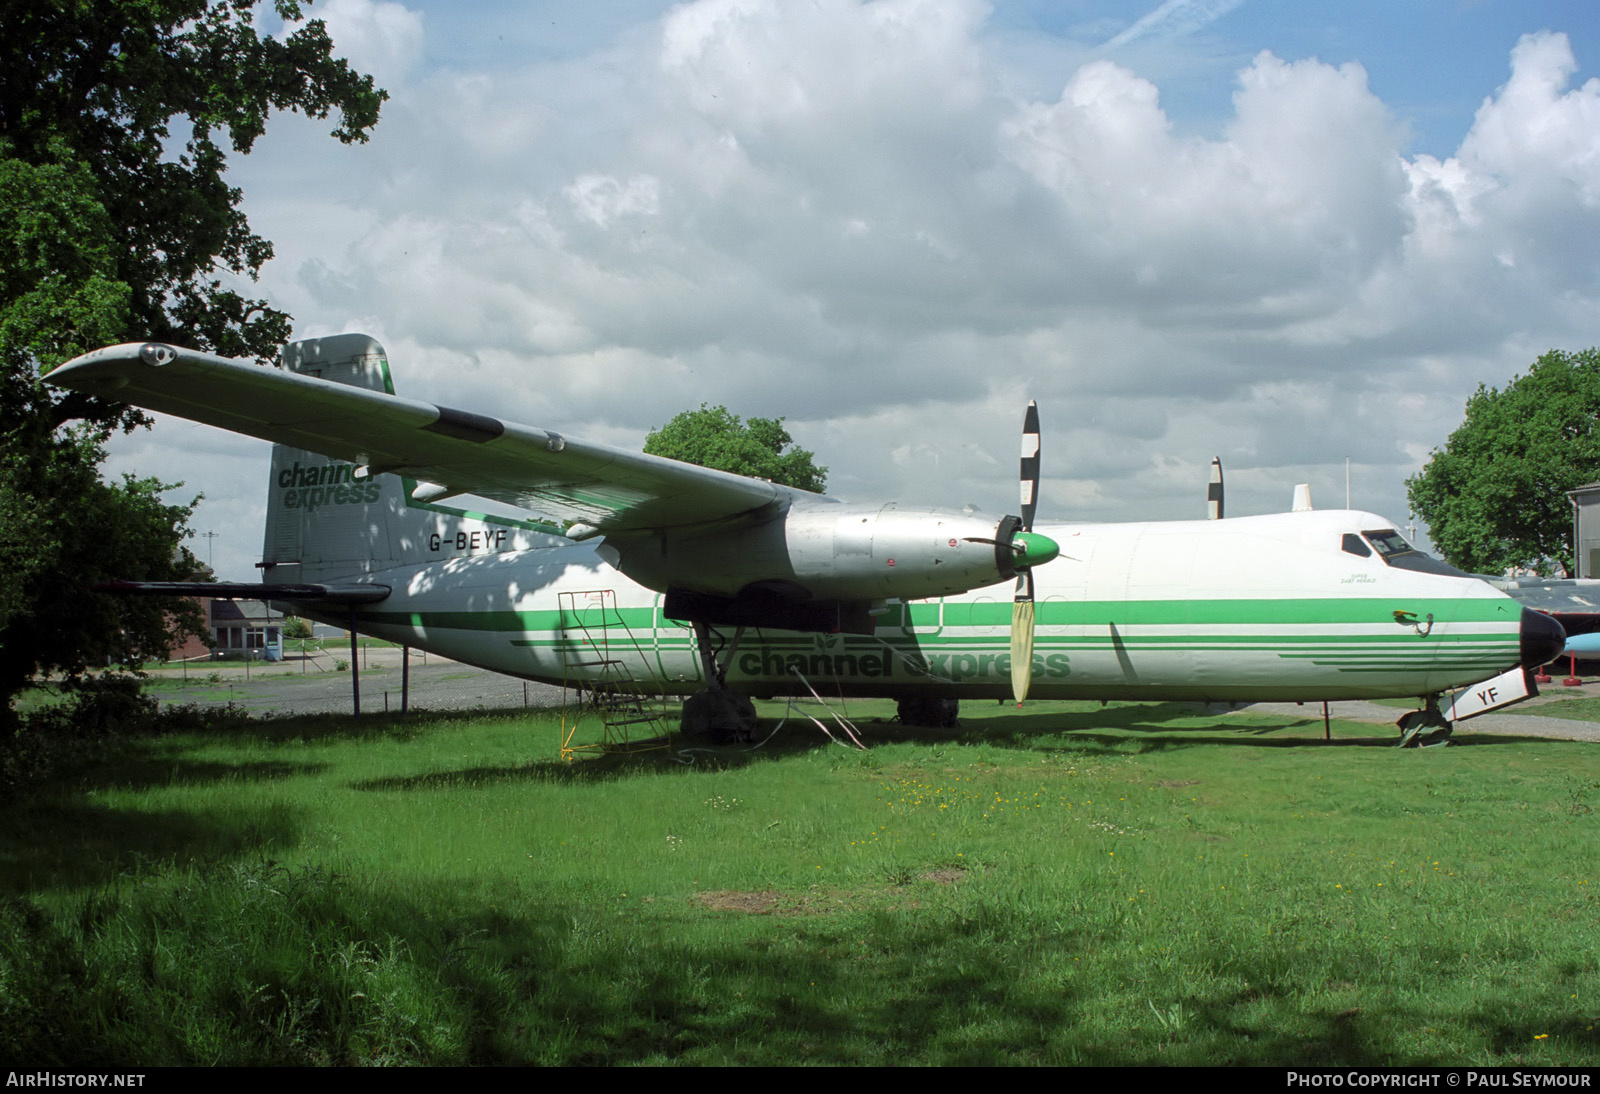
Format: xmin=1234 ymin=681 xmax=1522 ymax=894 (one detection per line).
xmin=360 ymin=597 xmax=1514 ymax=635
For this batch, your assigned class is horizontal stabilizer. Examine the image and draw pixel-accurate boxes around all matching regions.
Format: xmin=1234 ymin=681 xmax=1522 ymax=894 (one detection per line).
xmin=95 ymin=581 xmax=391 ymax=604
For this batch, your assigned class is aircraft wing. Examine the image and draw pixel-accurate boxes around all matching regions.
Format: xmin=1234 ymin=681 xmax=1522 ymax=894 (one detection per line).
xmin=1489 ymin=577 xmax=1600 ymax=624
xmin=49 ymin=342 xmax=800 ymax=532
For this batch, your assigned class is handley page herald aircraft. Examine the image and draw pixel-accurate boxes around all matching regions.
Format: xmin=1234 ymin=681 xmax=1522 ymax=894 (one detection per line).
xmin=50 ymin=334 xmax=1565 ymax=745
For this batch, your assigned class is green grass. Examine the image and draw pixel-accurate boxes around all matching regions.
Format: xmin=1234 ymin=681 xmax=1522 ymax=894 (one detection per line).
xmin=1529 ymin=696 xmax=1600 ymax=722
xmin=3 ymin=698 xmax=1599 ymax=1065
xmin=9 ymin=683 xmax=70 ymax=716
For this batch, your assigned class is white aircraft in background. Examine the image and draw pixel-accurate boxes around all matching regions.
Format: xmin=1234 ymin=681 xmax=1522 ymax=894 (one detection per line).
xmin=51 ymin=334 xmax=1564 ymax=746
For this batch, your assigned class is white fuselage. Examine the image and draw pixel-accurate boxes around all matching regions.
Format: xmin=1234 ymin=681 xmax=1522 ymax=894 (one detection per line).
xmin=299 ymin=509 xmax=1525 ymax=704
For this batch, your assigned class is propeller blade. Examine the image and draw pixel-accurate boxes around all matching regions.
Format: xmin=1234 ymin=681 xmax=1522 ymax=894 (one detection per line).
xmin=1020 ymin=400 xmax=1040 ymax=532
xmin=1208 ymin=456 xmax=1224 ymax=520
xmin=1011 ymin=595 xmax=1035 ymax=705
xmin=1012 ymin=401 xmax=1042 ymax=705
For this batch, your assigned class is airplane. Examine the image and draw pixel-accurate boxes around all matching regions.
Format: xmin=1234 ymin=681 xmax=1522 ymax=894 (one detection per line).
xmin=49 ymin=333 xmax=1566 ymax=747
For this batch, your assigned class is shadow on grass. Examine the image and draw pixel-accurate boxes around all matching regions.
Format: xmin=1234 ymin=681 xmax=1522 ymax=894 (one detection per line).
xmin=855 ymin=700 xmax=1418 ymax=755
xmin=0 ymin=797 xmax=300 ymax=896
xmin=0 ymin=732 xmax=317 ymax=895
xmin=962 ymin=703 xmax=1388 ymax=752
xmin=11 ymin=859 xmax=1580 ymax=1066
xmin=0 ymin=704 xmax=583 ymax=893
xmin=183 ymin=706 xmax=526 ymax=745
xmin=347 ymin=701 xmax=1413 ymax=792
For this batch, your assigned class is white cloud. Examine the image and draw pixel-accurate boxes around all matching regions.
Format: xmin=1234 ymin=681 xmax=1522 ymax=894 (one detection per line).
xmin=1002 ymin=51 xmax=1408 ymax=309
xmin=564 ymin=174 xmax=662 ymax=227
xmin=660 ymin=0 xmax=988 ymax=129
xmin=317 ymin=0 xmax=425 ymax=89
xmin=1461 ymin=31 xmax=1600 ymax=198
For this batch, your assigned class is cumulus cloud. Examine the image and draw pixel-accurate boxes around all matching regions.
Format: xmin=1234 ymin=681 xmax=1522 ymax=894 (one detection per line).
xmin=317 ymin=0 xmax=425 ymax=89
xmin=1002 ymin=51 xmax=1409 ymax=310
xmin=1413 ymin=31 xmax=1600 ymax=297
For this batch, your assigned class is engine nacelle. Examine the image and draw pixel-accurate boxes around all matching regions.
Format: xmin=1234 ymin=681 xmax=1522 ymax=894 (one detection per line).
xmin=609 ymin=501 xmax=1058 ymax=610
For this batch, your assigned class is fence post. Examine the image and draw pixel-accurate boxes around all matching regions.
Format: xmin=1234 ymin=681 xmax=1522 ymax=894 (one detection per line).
xmin=349 ymin=608 xmax=361 ymax=719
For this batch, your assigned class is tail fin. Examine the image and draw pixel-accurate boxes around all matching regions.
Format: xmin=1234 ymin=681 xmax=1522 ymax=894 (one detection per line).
xmin=260 ymin=333 xmax=562 ymax=584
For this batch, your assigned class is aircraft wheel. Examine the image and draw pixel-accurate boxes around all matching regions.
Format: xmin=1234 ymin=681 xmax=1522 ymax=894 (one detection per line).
xmin=1396 ymin=706 xmax=1449 ymax=749
xmin=1419 ymin=725 xmax=1455 ymax=747
xmin=681 ymin=686 xmax=757 ymax=744
xmin=897 ymin=696 xmax=960 ymax=728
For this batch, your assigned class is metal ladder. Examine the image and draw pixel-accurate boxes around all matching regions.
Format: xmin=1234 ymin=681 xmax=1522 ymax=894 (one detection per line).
xmin=557 ymin=589 xmax=672 ymax=760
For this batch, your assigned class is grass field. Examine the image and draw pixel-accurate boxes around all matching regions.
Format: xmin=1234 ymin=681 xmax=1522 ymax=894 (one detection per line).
xmin=3 ymin=698 xmax=1598 ymax=1065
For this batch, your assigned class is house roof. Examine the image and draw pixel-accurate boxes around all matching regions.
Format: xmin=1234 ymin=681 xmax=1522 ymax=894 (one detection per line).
xmin=209 ymin=600 xmax=282 ymax=625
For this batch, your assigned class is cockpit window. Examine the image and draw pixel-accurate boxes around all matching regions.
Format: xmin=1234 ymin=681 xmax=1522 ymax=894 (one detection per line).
xmin=1363 ymin=529 xmax=1416 ymax=559
xmin=1359 ymin=529 xmax=1471 ymax=578
xmin=1341 ymin=533 xmax=1372 ymax=558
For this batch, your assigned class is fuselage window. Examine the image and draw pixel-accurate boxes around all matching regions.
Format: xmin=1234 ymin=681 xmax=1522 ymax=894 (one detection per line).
xmin=1342 ymin=533 xmax=1372 ymax=558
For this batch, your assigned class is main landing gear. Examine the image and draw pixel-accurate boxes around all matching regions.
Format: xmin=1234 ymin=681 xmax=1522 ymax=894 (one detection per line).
xmin=682 ymin=621 xmax=758 ymax=744
xmin=1396 ymin=694 xmax=1453 ymax=748
xmin=896 ymin=697 xmax=960 ymax=728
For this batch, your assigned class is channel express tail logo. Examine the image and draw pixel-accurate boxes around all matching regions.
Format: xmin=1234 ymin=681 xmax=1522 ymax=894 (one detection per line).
xmin=278 ymin=461 xmax=381 ymax=512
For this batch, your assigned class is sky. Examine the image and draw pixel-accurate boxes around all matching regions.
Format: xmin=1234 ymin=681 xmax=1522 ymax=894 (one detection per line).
xmin=103 ymin=0 xmax=1600 ymax=582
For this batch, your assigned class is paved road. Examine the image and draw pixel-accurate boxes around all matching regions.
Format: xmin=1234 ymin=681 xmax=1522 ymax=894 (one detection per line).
xmin=154 ymin=647 xmax=1600 ymax=740
xmin=1257 ymin=678 xmax=1600 ymax=742
xmin=151 ymin=647 xmax=567 ymax=715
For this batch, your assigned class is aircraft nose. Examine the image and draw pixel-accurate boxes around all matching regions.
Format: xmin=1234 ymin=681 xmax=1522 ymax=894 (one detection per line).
xmin=1520 ymin=607 xmax=1566 ymax=669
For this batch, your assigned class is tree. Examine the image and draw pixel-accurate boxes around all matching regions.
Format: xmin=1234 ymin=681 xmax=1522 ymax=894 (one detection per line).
xmin=0 ymin=1 xmax=385 ymax=723
xmin=0 ymin=457 xmax=206 ymax=710
xmin=644 ymin=404 xmax=828 ymax=493
xmin=1406 ymin=348 xmax=1600 ymax=576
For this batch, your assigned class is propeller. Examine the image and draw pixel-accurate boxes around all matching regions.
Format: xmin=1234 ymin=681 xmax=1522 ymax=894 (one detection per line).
xmin=1011 ymin=401 xmax=1042 ymax=705
xmin=1208 ymin=457 xmax=1224 ymax=520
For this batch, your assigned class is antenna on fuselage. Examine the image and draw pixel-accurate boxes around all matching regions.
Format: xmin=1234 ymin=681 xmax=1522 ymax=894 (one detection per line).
xmin=1292 ymin=484 xmax=1313 ymax=512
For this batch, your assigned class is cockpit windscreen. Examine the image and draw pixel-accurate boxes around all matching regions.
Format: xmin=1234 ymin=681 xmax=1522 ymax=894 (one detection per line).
xmin=1356 ymin=529 xmax=1470 ymax=577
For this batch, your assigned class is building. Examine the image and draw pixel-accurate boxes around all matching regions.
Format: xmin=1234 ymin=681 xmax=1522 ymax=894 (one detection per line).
xmin=208 ymin=599 xmax=284 ymax=661
xmin=165 ymin=596 xmax=213 ymax=662
xmin=1569 ymin=483 xmax=1600 ymax=578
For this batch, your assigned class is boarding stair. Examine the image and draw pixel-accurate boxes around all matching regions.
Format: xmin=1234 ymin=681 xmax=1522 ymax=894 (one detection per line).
xmin=557 ymin=589 xmax=672 ymax=759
